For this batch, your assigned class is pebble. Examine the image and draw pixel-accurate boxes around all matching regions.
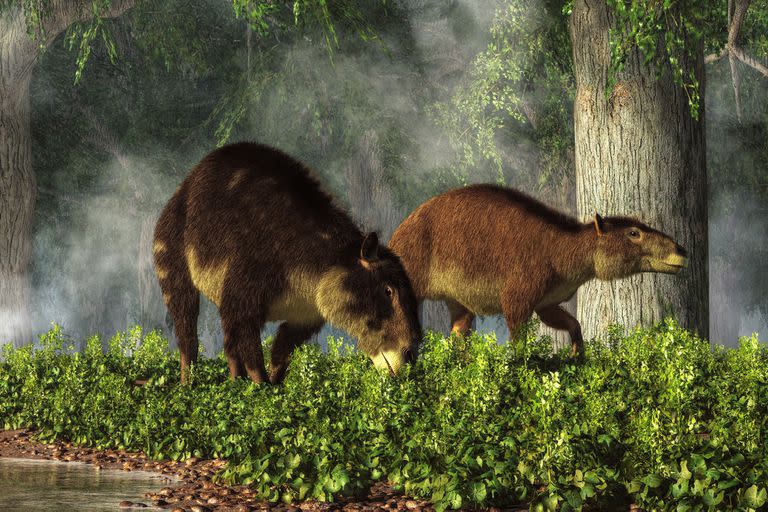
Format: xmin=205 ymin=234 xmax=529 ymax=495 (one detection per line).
xmin=404 ymin=500 xmax=420 ymax=510
xmin=190 ymin=506 xmax=211 ymax=512
xmin=234 ymin=506 xmax=251 ymax=512
xmin=171 ymin=509 xmax=186 ymax=512
xmin=206 ymin=497 xmax=220 ymax=505
xmin=159 ymin=487 xmax=174 ymax=496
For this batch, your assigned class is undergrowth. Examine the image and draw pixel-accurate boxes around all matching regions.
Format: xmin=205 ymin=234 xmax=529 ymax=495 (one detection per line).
xmin=1 ymin=319 xmax=767 ymax=511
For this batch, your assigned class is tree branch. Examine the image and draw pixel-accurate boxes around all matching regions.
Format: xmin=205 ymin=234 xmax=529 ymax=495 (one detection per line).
xmin=729 ymin=52 xmax=742 ymax=122
xmin=730 ymin=45 xmax=768 ymax=77
xmin=37 ymin=185 xmax=139 ymax=216
xmin=76 ymin=103 xmax=131 ymax=171
xmin=705 ymin=47 xmax=728 ymax=64
xmin=41 ymin=0 xmax=136 ymax=48
xmin=727 ymin=0 xmax=750 ymax=47
xmin=704 ymin=0 xmax=768 ymax=123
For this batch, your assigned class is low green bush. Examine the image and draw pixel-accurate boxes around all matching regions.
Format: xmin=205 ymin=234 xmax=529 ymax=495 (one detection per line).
xmin=1 ymin=319 xmax=767 ymax=511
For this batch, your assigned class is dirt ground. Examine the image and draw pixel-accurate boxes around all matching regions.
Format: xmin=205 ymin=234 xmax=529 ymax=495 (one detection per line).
xmin=0 ymin=429 xmax=526 ymax=512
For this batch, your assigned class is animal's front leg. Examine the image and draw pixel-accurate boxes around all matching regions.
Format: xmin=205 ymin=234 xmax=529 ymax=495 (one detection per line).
xmin=446 ymin=299 xmax=475 ymax=336
xmin=269 ymin=322 xmax=323 ymax=384
xmin=221 ymin=309 xmax=268 ymax=383
xmin=500 ymin=276 xmax=543 ymax=342
xmin=535 ymin=304 xmax=584 ymax=357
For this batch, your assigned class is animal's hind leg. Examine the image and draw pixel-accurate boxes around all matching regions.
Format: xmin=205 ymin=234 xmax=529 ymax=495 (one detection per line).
xmin=536 ymin=305 xmax=583 ymax=357
xmin=269 ymin=322 xmax=323 ymax=384
xmin=221 ymin=311 xmax=268 ymax=383
xmin=154 ymin=248 xmax=200 ymax=384
xmin=447 ymin=300 xmax=475 ymax=336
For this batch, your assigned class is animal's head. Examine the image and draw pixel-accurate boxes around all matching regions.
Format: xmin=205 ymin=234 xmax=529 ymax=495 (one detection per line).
xmin=592 ymin=214 xmax=688 ymax=280
xmin=317 ymin=233 xmax=422 ymax=374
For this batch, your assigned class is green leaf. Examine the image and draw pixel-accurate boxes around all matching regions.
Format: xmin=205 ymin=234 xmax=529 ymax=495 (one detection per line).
xmin=642 ymin=474 xmax=663 ymax=489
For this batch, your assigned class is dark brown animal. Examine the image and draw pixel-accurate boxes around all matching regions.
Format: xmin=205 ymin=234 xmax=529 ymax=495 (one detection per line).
xmin=389 ymin=184 xmax=688 ymax=356
xmin=153 ymin=142 xmax=421 ymax=384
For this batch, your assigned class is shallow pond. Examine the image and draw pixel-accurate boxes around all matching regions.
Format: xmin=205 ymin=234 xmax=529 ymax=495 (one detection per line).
xmin=0 ymin=457 xmax=169 ymax=511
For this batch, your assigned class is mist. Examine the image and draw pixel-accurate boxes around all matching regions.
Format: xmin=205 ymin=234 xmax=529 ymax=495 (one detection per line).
xmin=15 ymin=0 xmax=767 ymax=354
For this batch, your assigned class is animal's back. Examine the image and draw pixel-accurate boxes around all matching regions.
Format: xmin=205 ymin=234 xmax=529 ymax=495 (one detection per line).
xmin=155 ymin=143 xmax=363 ymax=311
xmin=183 ymin=142 xmax=361 ymax=268
xmin=390 ymin=185 xmax=580 ymax=311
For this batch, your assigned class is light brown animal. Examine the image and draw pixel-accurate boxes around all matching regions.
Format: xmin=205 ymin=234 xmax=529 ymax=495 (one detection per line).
xmin=389 ymin=184 xmax=688 ymax=356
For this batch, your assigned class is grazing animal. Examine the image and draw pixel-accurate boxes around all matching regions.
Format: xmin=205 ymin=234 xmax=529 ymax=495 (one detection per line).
xmin=389 ymin=184 xmax=688 ymax=356
xmin=153 ymin=142 xmax=422 ymax=384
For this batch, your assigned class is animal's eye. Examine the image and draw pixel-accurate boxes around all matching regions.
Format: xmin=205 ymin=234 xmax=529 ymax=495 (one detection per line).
xmin=628 ymin=229 xmax=641 ymax=239
xmin=384 ymin=285 xmax=394 ymax=298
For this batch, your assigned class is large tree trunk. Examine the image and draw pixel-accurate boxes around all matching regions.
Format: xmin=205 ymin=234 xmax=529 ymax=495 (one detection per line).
xmin=0 ymin=1 xmax=134 ymax=346
xmin=0 ymin=9 xmax=37 ymax=346
xmin=570 ymin=0 xmax=709 ymax=340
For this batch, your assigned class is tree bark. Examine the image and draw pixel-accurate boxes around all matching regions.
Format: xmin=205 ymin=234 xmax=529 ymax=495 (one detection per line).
xmin=0 ymin=1 xmax=134 ymax=346
xmin=1 ymin=8 xmax=38 ymax=346
xmin=570 ymin=0 xmax=709 ymax=340
xmin=345 ymin=130 xmax=403 ymax=243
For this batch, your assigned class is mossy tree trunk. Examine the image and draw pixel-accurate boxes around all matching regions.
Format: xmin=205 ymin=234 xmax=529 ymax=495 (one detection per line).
xmin=570 ymin=0 xmax=709 ymax=340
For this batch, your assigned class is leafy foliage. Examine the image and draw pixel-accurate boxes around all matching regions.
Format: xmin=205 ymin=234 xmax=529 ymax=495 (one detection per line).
xmin=432 ymin=0 xmax=574 ymax=192
xmin=604 ymin=0 xmax=707 ymax=118
xmin=2 ymin=320 xmax=768 ymax=511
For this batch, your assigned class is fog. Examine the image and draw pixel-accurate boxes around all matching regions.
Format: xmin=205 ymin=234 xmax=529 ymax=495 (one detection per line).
xmin=14 ymin=0 xmax=766 ymax=354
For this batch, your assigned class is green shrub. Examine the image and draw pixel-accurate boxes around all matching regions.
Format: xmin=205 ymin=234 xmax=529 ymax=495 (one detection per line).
xmin=1 ymin=319 xmax=767 ymax=511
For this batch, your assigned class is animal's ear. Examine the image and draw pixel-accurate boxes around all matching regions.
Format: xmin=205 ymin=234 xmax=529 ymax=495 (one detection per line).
xmin=593 ymin=213 xmax=605 ymax=237
xmin=360 ymin=232 xmax=380 ymax=264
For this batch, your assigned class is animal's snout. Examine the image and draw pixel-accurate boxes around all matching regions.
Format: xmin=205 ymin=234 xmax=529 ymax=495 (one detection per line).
xmin=403 ymin=347 xmax=417 ymax=364
xmin=675 ymin=244 xmax=687 ymax=257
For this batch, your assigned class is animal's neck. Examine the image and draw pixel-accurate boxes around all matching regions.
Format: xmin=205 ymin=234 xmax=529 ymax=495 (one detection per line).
xmin=550 ymin=225 xmax=597 ymax=285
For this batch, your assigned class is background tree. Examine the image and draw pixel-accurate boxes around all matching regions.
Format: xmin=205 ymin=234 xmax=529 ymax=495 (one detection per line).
xmin=569 ymin=0 xmax=709 ymax=339
xmin=1 ymin=0 xmax=135 ymax=347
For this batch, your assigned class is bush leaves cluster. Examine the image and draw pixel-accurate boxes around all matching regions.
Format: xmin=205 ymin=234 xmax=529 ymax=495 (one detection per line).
xmin=1 ymin=320 xmax=767 ymax=511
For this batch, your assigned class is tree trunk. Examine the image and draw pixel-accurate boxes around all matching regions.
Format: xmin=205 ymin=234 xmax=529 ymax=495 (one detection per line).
xmin=0 ymin=1 xmax=134 ymax=346
xmin=570 ymin=0 xmax=709 ymax=340
xmin=345 ymin=130 xmax=403 ymax=242
xmin=0 ymin=9 xmax=37 ymax=346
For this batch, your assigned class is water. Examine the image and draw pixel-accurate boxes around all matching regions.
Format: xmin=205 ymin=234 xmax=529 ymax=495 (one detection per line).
xmin=0 ymin=457 xmax=170 ymax=511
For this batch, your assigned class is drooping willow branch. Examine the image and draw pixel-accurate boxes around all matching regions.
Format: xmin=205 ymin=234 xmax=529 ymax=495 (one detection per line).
xmin=704 ymin=0 xmax=768 ymax=122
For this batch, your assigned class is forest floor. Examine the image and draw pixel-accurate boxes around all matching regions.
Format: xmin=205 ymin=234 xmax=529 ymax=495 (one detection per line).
xmin=0 ymin=429 xmax=527 ymax=512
